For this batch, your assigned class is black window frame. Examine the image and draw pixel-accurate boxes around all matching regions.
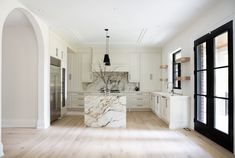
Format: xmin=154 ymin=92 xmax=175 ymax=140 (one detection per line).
xmin=172 ymin=50 xmax=181 ymax=89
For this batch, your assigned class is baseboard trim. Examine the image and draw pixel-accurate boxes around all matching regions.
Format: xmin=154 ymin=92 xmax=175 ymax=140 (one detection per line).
xmin=2 ymin=119 xmax=36 ymax=128
xmin=0 ymin=142 xmax=4 ymax=157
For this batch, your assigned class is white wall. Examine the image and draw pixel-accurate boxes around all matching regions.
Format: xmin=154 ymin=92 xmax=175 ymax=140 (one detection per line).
xmin=0 ymin=0 xmax=51 ymax=156
xmin=2 ymin=10 xmax=38 ymax=127
xmin=162 ymin=0 xmax=235 ymax=142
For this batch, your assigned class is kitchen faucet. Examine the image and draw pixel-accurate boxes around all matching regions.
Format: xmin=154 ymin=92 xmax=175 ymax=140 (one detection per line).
xmin=167 ymin=82 xmax=174 ymax=95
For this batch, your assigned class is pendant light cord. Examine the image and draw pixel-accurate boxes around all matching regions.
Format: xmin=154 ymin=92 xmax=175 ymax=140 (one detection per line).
xmin=105 ymin=29 xmax=109 ymax=54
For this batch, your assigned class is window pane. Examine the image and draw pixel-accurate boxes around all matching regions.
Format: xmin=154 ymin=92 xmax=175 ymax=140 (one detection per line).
xmin=197 ymin=96 xmax=207 ymax=124
xmin=214 ymin=68 xmax=228 ymax=98
xmin=197 ymin=71 xmax=207 ymax=95
xmin=214 ymin=32 xmax=228 ymax=67
xmin=214 ymin=98 xmax=228 ymax=134
xmin=196 ymin=42 xmax=207 ymax=70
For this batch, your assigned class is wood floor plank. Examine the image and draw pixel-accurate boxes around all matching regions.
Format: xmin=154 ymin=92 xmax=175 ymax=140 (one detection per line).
xmin=2 ymin=111 xmax=235 ymax=158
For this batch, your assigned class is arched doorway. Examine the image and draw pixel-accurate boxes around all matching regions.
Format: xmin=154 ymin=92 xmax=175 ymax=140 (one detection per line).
xmin=2 ymin=9 xmax=38 ymax=128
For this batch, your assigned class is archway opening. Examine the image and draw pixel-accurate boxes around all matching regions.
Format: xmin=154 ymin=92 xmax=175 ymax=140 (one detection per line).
xmin=2 ymin=9 xmax=38 ymax=128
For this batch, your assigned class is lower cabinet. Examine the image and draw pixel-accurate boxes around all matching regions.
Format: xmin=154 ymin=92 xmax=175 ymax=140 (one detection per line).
xmin=67 ymin=91 xmax=151 ymax=112
xmin=126 ymin=92 xmax=150 ymax=111
xmin=67 ymin=92 xmax=84 ymax=110
xmin=150 ymin=92 xmax=190 ymax=129
xmin=161 ymin=96 xmax=169 ymax=123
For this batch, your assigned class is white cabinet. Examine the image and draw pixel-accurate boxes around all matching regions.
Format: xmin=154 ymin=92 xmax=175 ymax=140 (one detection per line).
xmin=49 ymin=32 xmax=67 ymax=64
xmin=155 ymin=95 xmax=161 ymax=117
xmin=140 ymin=53 xmax=161 ymax=91
xmin=150 ymin=94 xmax=156 ymax=112
xmin=81 ymin=53 xmax=93 ymax=82
xmin=92 ymin=52 xmax=129 ymax=72
xmin=67 ymin=92 xmax=84 ymax=109
xmin=161 ymin=96 xmax=169 ymax=123
xmin=67 ymin=52 xmax=79 ymax=92
xmin=151 ymin=92 xmax=190 ymax=129
xmin=126 ymin=92 xmax=150 ymax=111
xmin=129 ymin=53 xmax=140 ymax=82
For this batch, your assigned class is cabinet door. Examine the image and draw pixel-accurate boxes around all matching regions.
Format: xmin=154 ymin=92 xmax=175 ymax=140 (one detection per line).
xmin=140 ymin=53 xmax=161 ymax=91
xmin=81 ymin=53 xmax=93 ymax=82
xmin=151 ymin=95 xmax=155 ymax=112
xmin=161 ymin=96 xmax=169 ymax=123
xmin=67 ymin=53 xmax=79 ymax=92
xmin=129 ymin=53 xmax=140 ymax=82
xmin=156 ymin=95 xmax=161 ymax=117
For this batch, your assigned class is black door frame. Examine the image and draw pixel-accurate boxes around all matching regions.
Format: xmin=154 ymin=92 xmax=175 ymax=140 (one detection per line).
xmin=194 ymin=21 xmax=234 ymax=152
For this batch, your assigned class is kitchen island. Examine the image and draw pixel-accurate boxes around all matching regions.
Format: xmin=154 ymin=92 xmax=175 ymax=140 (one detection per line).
xmin=84 ymin=95 xmax=126 ymax=128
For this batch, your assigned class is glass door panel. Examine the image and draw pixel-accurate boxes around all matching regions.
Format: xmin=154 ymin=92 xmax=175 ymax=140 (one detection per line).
xmin=197 ymin=96 xmax=207 ymax=124
xmin=214 ymin=68 xmax=228 ymax=98
xmin=214 ymin=32 xmax=228 ymax=67
xmin=196 ymin=42 xmax=207 ymax=70
xmin=196 ymin=71 xmax=207 ymax=95
xmin=214 ymin=98 xmax=229 ymax=134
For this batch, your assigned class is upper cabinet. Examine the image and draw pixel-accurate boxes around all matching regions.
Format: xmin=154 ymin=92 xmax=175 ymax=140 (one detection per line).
xmin=92 ymin=49 xmax=129 ymax=72
xmin=67 ymin=52 xmax=79 ymax=92
xmin=140 ymin=53 xmax=161 ymax=91
xmin=81 ymin=52 xmax=93 ymax=82
xmin=129 ymin=53 xmax=140 ymax=82
xmin=49 ymin=31 xmax=67 ymax=67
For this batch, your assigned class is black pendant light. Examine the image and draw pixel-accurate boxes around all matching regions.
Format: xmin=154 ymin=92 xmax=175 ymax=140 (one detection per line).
xmin=103 ymin=29 xmax=111 ymax=66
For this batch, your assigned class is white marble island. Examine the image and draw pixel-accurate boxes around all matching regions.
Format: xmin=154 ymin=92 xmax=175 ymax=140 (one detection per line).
xmin=84 ymin=95 xmax=126 ymax=128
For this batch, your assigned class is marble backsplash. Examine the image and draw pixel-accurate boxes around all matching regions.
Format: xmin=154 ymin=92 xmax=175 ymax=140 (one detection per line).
xmin=82 ymin=72 xmax=138 ymax=92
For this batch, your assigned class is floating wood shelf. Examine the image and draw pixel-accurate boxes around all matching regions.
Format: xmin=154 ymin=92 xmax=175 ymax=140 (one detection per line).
xmin=176 ymin=57 xmax=190 ymax=63
xmin=176 ymin=76 xmax=190 ymax=81
xmin=160 ymin=78 xmax=168 ymax=81
xmin=160 ymin=65 xmax=168 ymax=69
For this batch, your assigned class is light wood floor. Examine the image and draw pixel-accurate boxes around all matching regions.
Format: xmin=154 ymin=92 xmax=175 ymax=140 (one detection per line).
xmin=2 ymin=112 xmax=235 ymax=158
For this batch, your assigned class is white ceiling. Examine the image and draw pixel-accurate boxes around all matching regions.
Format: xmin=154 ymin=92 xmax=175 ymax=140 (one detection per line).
xmin=19 ymin=0 xmax=220 ymax=48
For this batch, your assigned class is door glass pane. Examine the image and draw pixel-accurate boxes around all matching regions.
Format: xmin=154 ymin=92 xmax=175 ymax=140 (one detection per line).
xmin=214 ymin=98 xmax=228 ymax=134
xmin=214 ymin=32 xmax=228 ymax=67
xmin=214 ymin=68 xmax=228 ymax=98
xmin=197 ymin=96 xmax=207 ymax=124
xmin=197 ymin=71 xmax=207 ymax=95
xmin=196 ymin=42 xmax=207 ymax=70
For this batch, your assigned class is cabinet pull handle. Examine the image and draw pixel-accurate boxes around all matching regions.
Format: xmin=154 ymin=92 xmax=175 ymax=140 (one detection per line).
xmin=150 ymin=73 xmax=153 ymax=80
xmin=162 ymin=96 xmax=166 ymax=98
xmin=69 ymin=74 xmax=72 ymax=80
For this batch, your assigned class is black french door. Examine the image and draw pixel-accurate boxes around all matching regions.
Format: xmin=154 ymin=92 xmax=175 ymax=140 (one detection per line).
xmin=194 ymin=21 xmax=233 ymax=152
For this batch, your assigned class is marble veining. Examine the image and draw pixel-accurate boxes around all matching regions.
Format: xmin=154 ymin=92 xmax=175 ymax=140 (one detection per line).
xmin=84 ymin=95 xmax=126 ymax=128
xmin=82 ymin=72 xmax=138 ymax=92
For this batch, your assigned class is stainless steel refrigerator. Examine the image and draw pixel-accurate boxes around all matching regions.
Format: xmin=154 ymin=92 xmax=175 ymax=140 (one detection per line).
xmin=50 ymin=57 xmax=61 ymax=123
